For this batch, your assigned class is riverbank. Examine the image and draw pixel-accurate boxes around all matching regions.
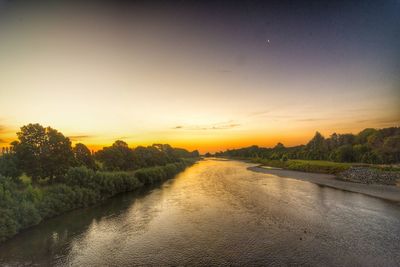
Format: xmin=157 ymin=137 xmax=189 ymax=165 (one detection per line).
xmin=2 ymin=159 xmax=400 ymax=266
xmin=0 ymin=158 xmax=197 ymax=243
xmin=249 ymin=166 xmax=400 ymax=202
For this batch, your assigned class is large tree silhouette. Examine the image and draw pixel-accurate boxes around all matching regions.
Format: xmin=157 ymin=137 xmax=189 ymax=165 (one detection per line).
xmin=12 ymin=123 xmax=74 ymax=183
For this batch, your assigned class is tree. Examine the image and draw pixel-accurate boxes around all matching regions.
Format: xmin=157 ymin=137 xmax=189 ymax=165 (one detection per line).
xmin=274 ymin=142 xmax=285 ymax=150
xmin=337 ymin=134 xmax=355 ymax=146
xmin=356 ymin=128 xmax=377 ymax=144
xmin=367 ymin=132 xmax=384 ymax=149
xmin=331 ymin=145 xmax=355 ymax=162
xmin=191 ymin=150 xmax=200 ymax=157
xmin=382 ymin=135 xmax=400 ymax=163
xmin=95 ymin=140 xmax=134 ymax=171
xmin=326 ymin=133 xmax=339 ymax=150
xmin=306 ymin=132 xmax=328 ymax=160
xmin=361 ymin=150 xmax=382 ymax=164
xmin=353 ymin=144 xmax=369 ymax=162
xmin=73 ymin=143 xmax=96 ymax=169
xmin=12 ymin=123 xmax=74 ymax=183
xmin=171 ymin=147 xmax=199 ymax=158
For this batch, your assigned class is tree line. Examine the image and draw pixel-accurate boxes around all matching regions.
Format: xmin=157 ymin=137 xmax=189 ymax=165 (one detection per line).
xmin=214 ymin=127 xmax=400 ymax=164
xmin=0 ymin=123 xmax=199 ymax=184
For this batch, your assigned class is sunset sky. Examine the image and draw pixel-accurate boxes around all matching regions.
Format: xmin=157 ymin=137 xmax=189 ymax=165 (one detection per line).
xmin=0 ymin=1 xmax=399 ymax=153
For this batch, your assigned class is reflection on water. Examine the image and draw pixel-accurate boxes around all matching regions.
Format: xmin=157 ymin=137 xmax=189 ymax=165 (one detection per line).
xmin=1 ymin=159 xmax=400 ymax=266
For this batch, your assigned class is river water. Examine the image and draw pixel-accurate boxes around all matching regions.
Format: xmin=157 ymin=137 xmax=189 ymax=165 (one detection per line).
xmin=1 ymin=159 xmax=400 ymax=266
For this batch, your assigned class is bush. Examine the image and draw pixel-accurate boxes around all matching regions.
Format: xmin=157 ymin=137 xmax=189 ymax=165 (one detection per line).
xmin=0 ymin=154 xmax=22 ymax=182
xmin=0 ymin=176 xmax=42 ymax=242
xmin=0 ymin=159 xmax=196 ymax=243
xmin=63 ymin=166 xmax=97 ymax=188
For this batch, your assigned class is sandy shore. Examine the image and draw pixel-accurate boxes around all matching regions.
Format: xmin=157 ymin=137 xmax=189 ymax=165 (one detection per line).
xmin=249 ymin=166 xmax=400 ymax=202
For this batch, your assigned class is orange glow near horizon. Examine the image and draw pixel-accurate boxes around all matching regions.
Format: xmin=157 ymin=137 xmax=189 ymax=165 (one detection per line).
xmin=1 ymin=123 xmax=399 ymax=154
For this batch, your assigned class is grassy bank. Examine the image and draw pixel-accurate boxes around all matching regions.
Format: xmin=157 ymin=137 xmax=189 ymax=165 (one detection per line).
xmin=249 ymin=158 xmax=400 ymax=174
xmin=249 ymin=158 xmax=352 ymax=174
xmin=0 ymin=158 xmax=197 ymax=243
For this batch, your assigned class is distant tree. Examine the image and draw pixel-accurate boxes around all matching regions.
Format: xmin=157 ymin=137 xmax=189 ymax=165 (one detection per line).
xmin=152 ymin=144 xmax=176 ymax=162
xmin=191 ymin=150 xmax=200 ymax=157
xmin=361 ymin=150 xmax=382 ymax=164
xmin=352 ymin=144 xmax=369 ymax=162
xmin=379 ymin=127 xmax=400 ymax=139
xmin=133 ymin=145 xmax=167 ymax=167
xmin=382 ymin=135 xmax=400 ymax=163
xmin=337 ymin=134 xmax=356 ymax=146
xmin=367 ymin=132 xmax=384 ymax=149
xmin=95 ymin=140 xmax=134 ymax=171
xmin=356 ymin=128 xmax=377 ymax=144
xmin=204 ymin=152 xmax=212 ymax=157
xmin=274 ymin=142 xmax=285 ymax=150
xmin=73 ymin=143 xmax=96 ymax=169
xmin=212 ymin=127 xmax=400 ymax=164
xmin=331 ymin=145 xmax=355 ymax=162
xmin=12 ymin=123 xmax=74 ymax=183
xmin=306 ymin=132 xmax=328 ymax=160
xmin=326 ymin=133 xmax=339 ymax=150
xmin=171 ymin=147 xmax=199 ymax=158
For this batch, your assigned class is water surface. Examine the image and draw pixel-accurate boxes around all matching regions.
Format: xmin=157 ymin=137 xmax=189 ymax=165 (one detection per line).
xmin=1 ymin=159 xmax=399 ymax=266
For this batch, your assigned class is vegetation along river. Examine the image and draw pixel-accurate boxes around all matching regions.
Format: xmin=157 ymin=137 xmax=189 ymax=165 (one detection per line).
xmin=1 ymin=159 xmax=399 ymax=266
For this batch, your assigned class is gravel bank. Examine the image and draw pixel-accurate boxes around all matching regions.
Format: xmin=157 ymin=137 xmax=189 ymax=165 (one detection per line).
xmin=338 ymin=167 xmax=400 ymax=185
xmin=249 ymin=166 xmax=400 ymax=202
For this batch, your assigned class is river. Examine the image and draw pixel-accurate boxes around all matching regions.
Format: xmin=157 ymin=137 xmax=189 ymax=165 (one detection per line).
xmin=1 ymin=159 xmax=400 ymax=266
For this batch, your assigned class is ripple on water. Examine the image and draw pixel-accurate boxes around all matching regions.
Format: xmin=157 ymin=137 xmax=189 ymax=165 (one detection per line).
xmin=1 ymin=159 xmax=400 ymax=266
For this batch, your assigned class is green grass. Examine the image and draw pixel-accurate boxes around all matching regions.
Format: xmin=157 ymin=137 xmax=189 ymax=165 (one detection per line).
xmin=286 ymin=160 xmax=352 ymax=174
xmin=289 ymin=160 xmax=353 ymax=168
xmin=252 ymin=158 xmax=352 ymax=174
xmin=250 ymin=157 xmax=400 ymax=174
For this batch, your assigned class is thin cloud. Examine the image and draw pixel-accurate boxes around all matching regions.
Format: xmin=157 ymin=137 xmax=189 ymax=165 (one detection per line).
xmin=295 ymin=118 xmax=325 ymax=122
xmin=0 ymin=124 xmax=17 ymax=140
xmin=211 ymin=123 xmax=240 ymax=130
xmin=355 ymin=117 xmax=400 ymax=125
xmin=115 ymin=135 xmax=141 ymax=140
xmin=248 ymin=111 xmax=296 ymax=119
xmin=217 ymin=69 xmax=232 ymax=73
xmin=173 ymin=121 xmax=240 ymax=131
xmin=68 ymin=135 xmax=94 ymax=141
xmin=248 ymin=110 xmax=272 ymax=117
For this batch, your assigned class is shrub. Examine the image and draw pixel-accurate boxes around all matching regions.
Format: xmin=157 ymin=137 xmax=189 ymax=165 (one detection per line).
xmin=0 ymin=159 xmax=196 ymax=243
xmin=0 ymin=154 xmax=22 ymax=182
